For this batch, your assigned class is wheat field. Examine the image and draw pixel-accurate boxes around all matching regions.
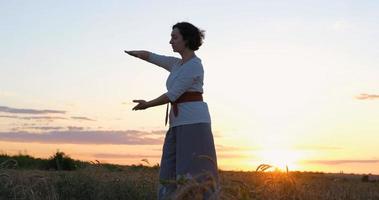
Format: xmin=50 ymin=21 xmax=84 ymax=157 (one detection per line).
xmin=1 ymin=160 xmax=379 ymax=200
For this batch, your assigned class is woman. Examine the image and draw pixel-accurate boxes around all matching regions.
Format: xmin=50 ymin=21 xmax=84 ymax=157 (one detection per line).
xmin=125 ymin=22 xmax=219 ymax=199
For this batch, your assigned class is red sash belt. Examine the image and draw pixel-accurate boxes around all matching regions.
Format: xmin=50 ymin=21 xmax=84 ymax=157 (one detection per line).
xmin=165 ymin=92 xmax=203 ymax=126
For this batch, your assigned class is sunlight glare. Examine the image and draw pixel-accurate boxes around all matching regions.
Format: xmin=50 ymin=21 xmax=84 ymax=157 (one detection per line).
xmin=258 ymin=149 xmax=303 ymax=171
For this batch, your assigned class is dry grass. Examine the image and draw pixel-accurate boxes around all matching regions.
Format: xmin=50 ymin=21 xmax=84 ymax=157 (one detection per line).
xmin=1 ymin=159 xmax=379 ymax=200
xmin=219 ymin=170 xmax=379 ymax=200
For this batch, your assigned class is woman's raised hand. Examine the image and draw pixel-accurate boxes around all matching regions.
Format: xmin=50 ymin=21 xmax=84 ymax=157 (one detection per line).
xmin=124 ymin=50 xmax=138 ymax=57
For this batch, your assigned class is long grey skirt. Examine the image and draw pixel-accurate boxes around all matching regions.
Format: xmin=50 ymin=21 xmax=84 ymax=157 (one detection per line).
xmin=157 ymin=123 xmax=219 ymax=200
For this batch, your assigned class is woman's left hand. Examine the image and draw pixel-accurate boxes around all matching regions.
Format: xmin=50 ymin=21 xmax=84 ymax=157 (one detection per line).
xmin=132 ymin=100 xmax=149 ymax=110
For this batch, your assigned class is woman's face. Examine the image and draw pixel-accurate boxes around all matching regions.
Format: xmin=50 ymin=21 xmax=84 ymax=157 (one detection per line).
xmin=170 ymin=28 xmax=187 ymax=53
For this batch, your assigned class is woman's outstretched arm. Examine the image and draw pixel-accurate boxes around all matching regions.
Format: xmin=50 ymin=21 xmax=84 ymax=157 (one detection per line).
xmin=125 ymin=50 xmax=178 ymax=72
xmin=132 ymin=93 xmax=170 ymax=111
xmin=124 ymin=50 xmax=150 ymax=61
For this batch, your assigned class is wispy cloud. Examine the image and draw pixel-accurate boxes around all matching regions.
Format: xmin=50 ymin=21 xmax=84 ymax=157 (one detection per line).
xmin=92 ymin=152 xmax=254 ymax=160
xmin=71 ymin=116 xmax=96 ymax=121
xmin=93 ymin=153 xmax=160 ymax=159
xmin=9 ymin=125 xmax=89 ymax=132
xmin=0 ymin=106 xmax=97 ymax=123
xmin=151 ymin=145 xmax=259 ymax=153
xmin=67 ymin=126 xmax=85 ymax=131
xmin=0 ymin=106 xmax=66 ymax=115
xmin=0 ymin=115 xmax=67 ymax=120
xmin=1 ymin=115 xmax=97 ymax=122
xmin=355 ymin=93 xmax=379 ymax=100
xmin=218 ymin=154 xmax=256 ymax=159
xmin=303 ymin=159 xmax=379 ymax=165
xmin=216 ymin=145 xmax=259 ymax=152
xmin=0 ymin=130 xmax=165 ymax=145
xmin=21 ymin=126 xmax=65 ymax=131
xmin=294 ymin=145 xmax=342 ymax=151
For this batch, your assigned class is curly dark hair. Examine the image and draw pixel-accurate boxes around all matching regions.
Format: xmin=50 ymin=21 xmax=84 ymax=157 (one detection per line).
xmin=172 ymin=22 xmax=205 ymax=51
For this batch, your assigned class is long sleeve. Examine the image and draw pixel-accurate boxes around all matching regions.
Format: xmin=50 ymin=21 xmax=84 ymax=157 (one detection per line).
xmin=148 ymin=52 xmax=180 ymax=72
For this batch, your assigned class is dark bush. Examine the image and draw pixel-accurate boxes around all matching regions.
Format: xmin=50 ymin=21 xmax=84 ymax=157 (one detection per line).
xmin=0 ymin=154 xmax=48 ymax=170
xmin=46 ymin=151 xmax=77 ymax=171
xmin=361 ymin=175 xmax=369 ymax=182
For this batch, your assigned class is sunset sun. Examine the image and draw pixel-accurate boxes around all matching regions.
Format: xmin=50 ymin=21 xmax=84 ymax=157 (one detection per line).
xmin=258 ymin=149 xmax=304 ymax=171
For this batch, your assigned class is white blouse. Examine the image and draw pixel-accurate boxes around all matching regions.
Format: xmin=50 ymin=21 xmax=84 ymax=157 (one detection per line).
xmin=149 ymin=52 xmax=211 ymax=128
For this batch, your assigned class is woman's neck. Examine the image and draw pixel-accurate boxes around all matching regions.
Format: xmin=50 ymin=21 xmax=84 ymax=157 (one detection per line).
xmin=179 ymin=49 xmax=195 ymax=65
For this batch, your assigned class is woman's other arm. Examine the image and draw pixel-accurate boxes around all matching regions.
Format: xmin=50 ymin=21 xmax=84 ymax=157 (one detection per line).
xmin=132 ymin=93 xmax=170 ymax=110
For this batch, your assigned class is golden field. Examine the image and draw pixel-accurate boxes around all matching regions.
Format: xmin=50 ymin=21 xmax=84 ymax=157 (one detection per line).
xmin=1 ymin=163 xmax=379 ymax=199
xmin=1 ymin=153 xmax=379 ymax=200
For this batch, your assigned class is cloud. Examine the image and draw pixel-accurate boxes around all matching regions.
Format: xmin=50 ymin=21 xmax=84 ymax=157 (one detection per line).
xmin=21 ymin=126 xmax=65 ymax=131
xmin=0 ymin=130 xmax=165 ymax=145
xmin=93 ymin=152 xmax=254 ymax=160
xmin=294 ymin=145 xmax=342 ymax=151
xmin=216 ymin=145 xmax=259 ymax=152
xmin=150 ymin=145 xmax=259 ymax=152
xmin=0 ymin=115 xmax=67 ymax=120
xmin=355 ymin=93 xmax=379 ymax=100
xmin=67 ymin=126 xmax=85 ymax=131
xmin=93 ymin=153 xmax=160 ymax=159
xmin=0 ymin=105 xmax=98 ymax=124
xmin=0 ymin=106 xmax=66 ymax=115
xmin=71 ymin=116 xmax=96 ymax=121
xmin=9 ymin=125 xmax=90 ymax=132
xmin=302 ymin=159 xmax=379 ymax=165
